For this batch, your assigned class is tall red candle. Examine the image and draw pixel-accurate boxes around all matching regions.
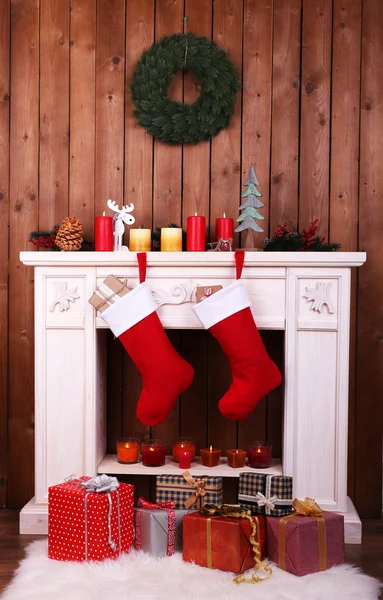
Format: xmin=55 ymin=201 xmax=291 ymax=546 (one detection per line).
xmin=187 ymin=214 xmax=206 ymax=251
xmin=216 ymin=213 xmax=235 ymax=249
xmin=94 ymin=214 xmax=114 ymax=251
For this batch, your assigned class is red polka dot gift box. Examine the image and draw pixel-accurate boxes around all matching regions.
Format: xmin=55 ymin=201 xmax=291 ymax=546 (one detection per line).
xmin=48 ymin=475 xmax=134 ymax=562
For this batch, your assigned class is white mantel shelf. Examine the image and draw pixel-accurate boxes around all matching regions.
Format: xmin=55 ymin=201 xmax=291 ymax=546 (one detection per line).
xmin=19 ymin=250 xmax=366 ymax=544
xmin=20 ymin=250 xmax=366 ymax=268
xmin=99 ymin=455 xmax=282 ymax=477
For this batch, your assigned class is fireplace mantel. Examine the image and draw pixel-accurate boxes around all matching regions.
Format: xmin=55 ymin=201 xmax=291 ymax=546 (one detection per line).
xmin=19 ymin=251 xmax=366 ymax=543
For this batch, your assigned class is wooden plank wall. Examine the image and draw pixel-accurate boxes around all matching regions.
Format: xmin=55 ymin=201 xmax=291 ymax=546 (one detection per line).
xmin=0 ymin=0 xmax=382 ymax=517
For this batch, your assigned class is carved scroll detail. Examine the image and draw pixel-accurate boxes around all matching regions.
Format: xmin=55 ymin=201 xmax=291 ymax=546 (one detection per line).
xmin=152 ymin=280 xmax=198 ymax=307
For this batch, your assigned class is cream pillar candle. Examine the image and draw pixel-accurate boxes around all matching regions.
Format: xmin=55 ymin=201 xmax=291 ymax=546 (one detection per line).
xmin=161 ymin=227 xmax=182 ymax=252
xmin=130 ymin=228 xmax=151 ymax=252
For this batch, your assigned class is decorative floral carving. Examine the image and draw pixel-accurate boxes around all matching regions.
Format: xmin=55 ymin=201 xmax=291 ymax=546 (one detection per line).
xmin=152 ymin=280 xmax=198 ymax=307
xmin=303 ymin=282 xmax=334 ymax=314
xmin=50 ymin=281 xmax=80 ymax=312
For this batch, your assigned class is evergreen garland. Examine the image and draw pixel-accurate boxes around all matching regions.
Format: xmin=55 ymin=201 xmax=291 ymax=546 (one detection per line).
xmin=130 ymin=33 xmax=240 ymax=145
xmin=263 ymin=221 xmax=341 ymax=252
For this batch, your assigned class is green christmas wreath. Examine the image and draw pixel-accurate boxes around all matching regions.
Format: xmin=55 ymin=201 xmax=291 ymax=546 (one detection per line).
xmin=130 ymin=33 xmax=241 ymax=145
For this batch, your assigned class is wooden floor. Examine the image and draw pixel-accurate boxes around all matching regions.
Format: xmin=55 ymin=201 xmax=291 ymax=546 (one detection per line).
xmin=0 ymin=510 xmax=382 ymax=597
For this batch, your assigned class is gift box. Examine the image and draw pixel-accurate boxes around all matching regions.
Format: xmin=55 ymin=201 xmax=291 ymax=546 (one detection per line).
xmin=156 ymin=471 xmax=223 ymax=510
xmin=267 ymin=498 xmax=345 ymax=576
xmin=88 ymin=275 xmax=131 ymax=312
xmin=196 ymin=285 xmax=222 ymax=302
xmin=135 ymin=498 xmax=195 ymax=557
xmin=48 ymin=475 xmax=134 ymax=562
xmin=238 ymin=473 xmax=293 ymax=516
xmin=182 ymin=506 xmax=266 ymax=574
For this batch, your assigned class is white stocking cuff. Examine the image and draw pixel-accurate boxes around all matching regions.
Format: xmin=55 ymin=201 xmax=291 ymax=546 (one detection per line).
xmin=193 ymin=279 xmax=251 ymax=330
xmin=101 ymin=282 xmax=157 ymax=337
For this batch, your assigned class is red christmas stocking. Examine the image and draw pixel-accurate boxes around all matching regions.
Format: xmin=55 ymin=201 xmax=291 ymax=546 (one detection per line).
xmin=193 ymin=251 xmax=282 ymax=421
xmin=102 ymin=253 xmax=194 ymax=426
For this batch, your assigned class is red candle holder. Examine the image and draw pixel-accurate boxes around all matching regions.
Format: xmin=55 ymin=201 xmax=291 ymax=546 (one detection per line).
xmin=247 ymin=442 xmax=272 ymax=469
xmin=226 ymin=449 xmax=246 ymax=468
xmin=186 ymin=214 xmax=206 ymax=251
xmin=200 ymin=446 xmax=222 ymax=468
xmin=172 ymin=437 xmax=196 ymax=463
xmin=141 ymin=439 xmax=166 ymax=467
xmin=179 ymin=451 xmax=192 ymax=470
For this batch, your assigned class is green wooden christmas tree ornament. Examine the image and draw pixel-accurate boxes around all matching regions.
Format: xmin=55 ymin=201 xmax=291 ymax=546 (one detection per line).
xmin=235 ymin=164 xmax=265 ymax=247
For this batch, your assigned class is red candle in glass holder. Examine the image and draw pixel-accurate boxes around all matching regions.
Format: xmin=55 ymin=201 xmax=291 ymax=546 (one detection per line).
xmin=247 ymin=443 xmax=272 ymax=469
xmin=186 ymin=214 xmax=206 ymax=251
xmin=95 ymin=213 xmax=114 ymax=251
xmin=179 ymin=451 xmax=192 ymax=469
xmin=141 ymin=440 xmax=166 ymax=467
xmin=216 ymin=213 xmax=234 ymax=249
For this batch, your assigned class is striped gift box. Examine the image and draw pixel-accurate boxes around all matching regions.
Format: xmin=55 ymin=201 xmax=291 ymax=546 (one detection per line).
xmin=238 ymin=473 xmax=293 ymax=517
xmin=88 ymin=275 xmax=131 ymax=312
xmin=156 ymin=473 xmax=223 ymax=510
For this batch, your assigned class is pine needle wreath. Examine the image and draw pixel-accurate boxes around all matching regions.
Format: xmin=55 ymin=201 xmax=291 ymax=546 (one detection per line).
xmin=130 ymin=32 xmax=241 ymax=145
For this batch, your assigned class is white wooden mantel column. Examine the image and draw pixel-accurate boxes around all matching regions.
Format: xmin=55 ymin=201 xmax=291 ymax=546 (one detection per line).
xmin=19 ymin=251 xmax=366 ymax=542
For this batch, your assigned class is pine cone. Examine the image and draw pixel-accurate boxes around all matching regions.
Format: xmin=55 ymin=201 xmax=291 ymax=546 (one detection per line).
xmin=55 ymin=217 xmax=83 ymax=251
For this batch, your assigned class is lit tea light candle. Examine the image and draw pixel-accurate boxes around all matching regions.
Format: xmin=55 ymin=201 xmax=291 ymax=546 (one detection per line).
xmin=130 ymin=228 xmax=151 ymax=252
xmin=247 ymin=442 xmax=272 ymax=469
xmin=226 ymin=448 xmax=246 ymax=468
xmin=200 ymin=445 xmax=222 ymax=468
xmin=141 ymin=439 xmax=166 ymax=467
xmin=116 ymin=438 xmax=140 ymax=464
xmin=161 ymin=227 xmax=182 ymax=252
xmin=172 ymin=437 xmax=196 ymax=463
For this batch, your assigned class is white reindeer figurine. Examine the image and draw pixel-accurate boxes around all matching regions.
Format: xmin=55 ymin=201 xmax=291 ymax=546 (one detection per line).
xmin=107 ymin=199 xmax=135 ymax=251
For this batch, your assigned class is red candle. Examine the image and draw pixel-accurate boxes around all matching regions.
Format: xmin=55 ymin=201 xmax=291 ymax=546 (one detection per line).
xmin=200 ymin=446 xmax=222 ymax=468
xmin=179 ymin=451 xmax=192 ymax=469
xmin=226 ymin=449 xmax=246 ymax=468
xmin=187 ymin=214 xmax=206 ymax=251
xmin=247 ymin=444 xmax=272 ymax=469
xmin=95 ymin=213 xmax=114 ymax=251
xmin=141 ymin=440 xmax=166 ymax=467
xmin=216 ymin=213 xmax=235 ymax=249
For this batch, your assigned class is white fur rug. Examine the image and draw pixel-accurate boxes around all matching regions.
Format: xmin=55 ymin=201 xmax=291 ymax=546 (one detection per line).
xmin=1 ymin=540 xmax=381 ymax=600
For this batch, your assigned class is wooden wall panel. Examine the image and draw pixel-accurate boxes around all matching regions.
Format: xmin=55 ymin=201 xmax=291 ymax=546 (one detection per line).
xmin=39 ymin=0 xmax=70 ymax=229
xmin=242 ymin=0 xmax=273 ymax=245
xmin=8 ymin=0 xmax=39 ymax=508
xmin=270 ymin=0 xmax=301 ymax=231
xmin=2 ymin=0 xmax=383 ymax=518
xmin=69 ymin=0 xmax=96 ymax=240
xmin=124 ymin=0 xmax=154 ymax=229
xmin=330 ymin=0 xmax=362 ymax=502
xmin=0 ymin=0 xmax=10 ymax=508
xmin=182 ymin=0 xmax=212 ymax=233
xmin=356 ymin=0 xmax=383 ymax=518
xmin=153 ymin=0 xmax=183 ymax=228
xmin=299 ymin=0 xmax=332 ymax=233
xmin=95 ymin=0 xmax=125 ymax=216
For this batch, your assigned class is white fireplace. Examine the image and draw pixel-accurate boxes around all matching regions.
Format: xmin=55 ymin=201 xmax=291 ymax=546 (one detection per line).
xmin=19 ymin=251 xmax=366 ymax=543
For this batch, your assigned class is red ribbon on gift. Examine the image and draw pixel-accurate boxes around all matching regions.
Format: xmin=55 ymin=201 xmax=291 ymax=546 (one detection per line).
xmin=135 ymin=497 xmax=177 ymax=556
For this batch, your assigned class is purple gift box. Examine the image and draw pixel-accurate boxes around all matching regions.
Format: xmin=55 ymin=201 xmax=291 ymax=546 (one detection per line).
xmin=267 ymin=511 xmax=345 ymax=576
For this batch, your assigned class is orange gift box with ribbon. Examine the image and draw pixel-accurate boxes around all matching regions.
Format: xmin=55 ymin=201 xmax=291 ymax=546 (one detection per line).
xmin=266 ymin=498 xmax=345 ymax=576
xmin=183 ymin=505 xmax=267 ymax=576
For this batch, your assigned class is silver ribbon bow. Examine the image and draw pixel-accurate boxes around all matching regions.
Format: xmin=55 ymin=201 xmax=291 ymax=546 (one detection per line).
xmin=254 ymin=492 xmax=279 ymax=512
xmin=81 ymin=474 xmax=119 ymax=494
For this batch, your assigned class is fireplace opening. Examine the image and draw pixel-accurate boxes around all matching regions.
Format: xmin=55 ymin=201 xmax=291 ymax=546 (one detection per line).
xmin=104 ymin=329 xmax=284 ymax=504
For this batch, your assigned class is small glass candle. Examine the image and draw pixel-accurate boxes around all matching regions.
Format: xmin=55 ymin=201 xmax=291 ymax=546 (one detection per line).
xmin=117 ymin=438 xmax=140 ymax=464
xmin=161 ymin=227 xmax=182 ymax=252
xmin=247 ymin=442 xmax=272 ymax=469
xmin=200 ymin=445 xmax=222 ymax=468
xmin=130 ymin=228 xmax=151 ymax=252
xmin=226 ymin=449 xmax=246 ymax=468
xmin=179 ymin=451 xmax=192 ymax=470
xmin=172 ymin=437 xmax=196 ymax=463
xmin=141 ymin=439 xmax=166 ymax=467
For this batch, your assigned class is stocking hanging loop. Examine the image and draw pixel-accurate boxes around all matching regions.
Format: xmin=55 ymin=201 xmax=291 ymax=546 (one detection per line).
xmin=235 ymin=250 xmax=245 ymax=280
xmin=137 ymin=252 xmax=147 ymax=283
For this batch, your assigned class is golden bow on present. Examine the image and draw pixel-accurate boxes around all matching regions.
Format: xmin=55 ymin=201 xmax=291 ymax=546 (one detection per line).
xmin=199 ymin=504 xmax=272 ymax=584
xmin=182 ymin=471 xmax=207 ymax=509
xmin=292 ymin=497 xmax=323 ymax=518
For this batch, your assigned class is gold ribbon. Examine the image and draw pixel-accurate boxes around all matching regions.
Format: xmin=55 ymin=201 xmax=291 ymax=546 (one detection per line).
xmin=278 ymin=497 xmax=327 ymax=572
xmin=182 ymin=471 xmax=208 ymax=509
xmin=200 ymin=504 xmax=272 ymax=584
